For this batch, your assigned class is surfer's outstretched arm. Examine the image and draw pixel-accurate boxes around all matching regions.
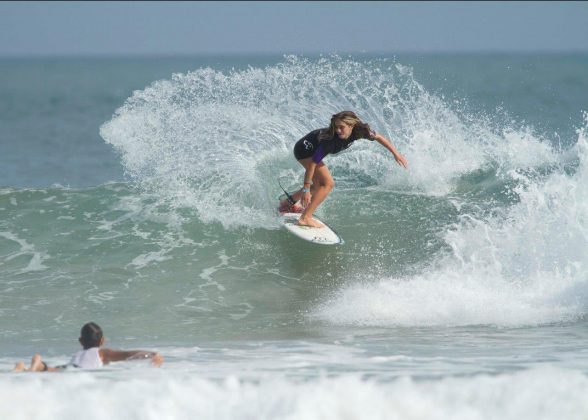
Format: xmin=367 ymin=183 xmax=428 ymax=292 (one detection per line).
xmin=373 ymin=133 xmax=408 ymax=168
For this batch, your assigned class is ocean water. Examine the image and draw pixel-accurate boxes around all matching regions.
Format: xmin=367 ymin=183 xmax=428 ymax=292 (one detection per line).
xmin=1 ymin=53 xmax=588 ymax=419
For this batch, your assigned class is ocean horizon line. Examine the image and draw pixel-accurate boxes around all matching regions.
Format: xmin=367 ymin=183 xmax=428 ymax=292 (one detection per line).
xmin=1 ymin=49 xmax=587 ymax=60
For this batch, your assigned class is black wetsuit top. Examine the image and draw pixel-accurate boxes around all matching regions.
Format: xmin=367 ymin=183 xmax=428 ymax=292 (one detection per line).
xmin=293 ymin=128 xmax=376 ymax=163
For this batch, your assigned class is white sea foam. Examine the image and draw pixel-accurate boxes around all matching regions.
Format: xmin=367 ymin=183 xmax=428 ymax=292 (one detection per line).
xmin=316 ymin=116 xmax=588 ymax=327
xmin=0 ymin=231 xmax=49 ymax=274
xmin=0 ymin=366 xmax=586 ymax=420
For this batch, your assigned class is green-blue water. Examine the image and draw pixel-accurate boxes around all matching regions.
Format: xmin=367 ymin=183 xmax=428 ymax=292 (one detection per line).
xmin=1 ymin=54 xmax=588 ymax=419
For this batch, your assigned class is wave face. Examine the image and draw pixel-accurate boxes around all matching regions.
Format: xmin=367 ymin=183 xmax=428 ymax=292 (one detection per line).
xmin=97 ymin=56 xmax=588 ymax=328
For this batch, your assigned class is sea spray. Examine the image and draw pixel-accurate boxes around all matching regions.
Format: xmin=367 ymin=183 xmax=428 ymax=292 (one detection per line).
xmin=315 ymin=115 xmax=588 ymax=327
xmin=101 ymin=56 xmax=557 ymax=229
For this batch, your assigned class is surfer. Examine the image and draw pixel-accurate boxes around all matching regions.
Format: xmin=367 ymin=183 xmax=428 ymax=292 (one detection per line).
xmin=282 ymin=111 xmax=408 ymax=228
xmin=12 ymin=322 xmax=163 ymax=372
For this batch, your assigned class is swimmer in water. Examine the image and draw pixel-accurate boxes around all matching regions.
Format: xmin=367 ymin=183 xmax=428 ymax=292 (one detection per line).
xmin=12 ymin=322 xmax=163 ymax=372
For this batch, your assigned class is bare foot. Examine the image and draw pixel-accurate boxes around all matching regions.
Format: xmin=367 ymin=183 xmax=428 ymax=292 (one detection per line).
xmin=151 ymin=353 xmax=164 ymax=367
xmin=30 ymin=354 xmax=46 ymax=372
xmin=12 ymin=361 xmax=25 ymax=372
xmin=297 ymin=217 xmax=324 ymax=228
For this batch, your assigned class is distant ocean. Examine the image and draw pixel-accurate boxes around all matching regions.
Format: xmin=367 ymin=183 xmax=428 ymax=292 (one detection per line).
xmin=1 ymin=53 xmax=588 ymax=419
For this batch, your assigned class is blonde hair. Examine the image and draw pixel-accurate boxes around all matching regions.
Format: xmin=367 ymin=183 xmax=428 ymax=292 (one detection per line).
xmin=318 ymin=111 xmax=372 ymax=141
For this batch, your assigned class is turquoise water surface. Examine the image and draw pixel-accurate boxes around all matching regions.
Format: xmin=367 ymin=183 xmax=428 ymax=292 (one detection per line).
xmin=1 ymin=54 xmax=588 ymax=419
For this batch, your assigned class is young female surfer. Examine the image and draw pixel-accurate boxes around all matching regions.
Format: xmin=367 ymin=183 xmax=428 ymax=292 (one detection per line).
xmin=281 ymin=111 xmax=408 ymax=228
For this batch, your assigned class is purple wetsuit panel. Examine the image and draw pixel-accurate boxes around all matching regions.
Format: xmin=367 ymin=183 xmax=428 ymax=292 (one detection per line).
xmin=311 ymin=143 xmax=328 ymax=164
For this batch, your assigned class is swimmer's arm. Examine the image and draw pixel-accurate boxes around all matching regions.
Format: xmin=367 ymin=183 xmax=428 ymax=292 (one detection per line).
xmin=100 ymin=348 xmax=164 ymax=366
xmin=372 ymin=133 xmax=408 ymax=169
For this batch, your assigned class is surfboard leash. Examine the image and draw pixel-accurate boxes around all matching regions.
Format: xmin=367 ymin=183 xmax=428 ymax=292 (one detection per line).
xmin=278 ymin=178 xmax=296 ymax=205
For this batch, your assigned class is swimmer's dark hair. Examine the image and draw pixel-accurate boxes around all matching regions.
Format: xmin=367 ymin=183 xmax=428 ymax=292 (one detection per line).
xmin=80 ymin=322 xmax=103 ymax=349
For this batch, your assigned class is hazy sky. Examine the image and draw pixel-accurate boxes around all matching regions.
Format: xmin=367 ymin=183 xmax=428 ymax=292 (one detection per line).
xmin=1 ymin=1 xmax=587 ymax=56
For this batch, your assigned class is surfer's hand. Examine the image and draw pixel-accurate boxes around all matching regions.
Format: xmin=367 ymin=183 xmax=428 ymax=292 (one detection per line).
xmin=394 ymin=153 xmax=408 ymax=169
xmin=301 ymin=191 xmax=312 ymax=208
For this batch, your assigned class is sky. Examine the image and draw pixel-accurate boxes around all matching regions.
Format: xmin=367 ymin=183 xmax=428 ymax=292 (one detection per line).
xmin=0 ymin=1 xmax=587 ymax=56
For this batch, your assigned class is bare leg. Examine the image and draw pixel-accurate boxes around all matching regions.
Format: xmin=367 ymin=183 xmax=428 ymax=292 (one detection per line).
xmin=29 ymin=354 xmax=46 ymax=372
xmin=12 ymin=354 xmax=44 ymax=372
xmin=281 ymin=160 xmax=322 ymax=214
xmin=12 ymin=354 xmax=58 ymax=373
xmin=297 ymin=161 xmax=334 ymax=228
xmin=12 ymin=353 xmax=63 ymax=372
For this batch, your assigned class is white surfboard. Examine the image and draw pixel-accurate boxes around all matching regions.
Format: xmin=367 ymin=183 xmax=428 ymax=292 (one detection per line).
xmin=279 ymin=212 xmax=344 ymax=245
